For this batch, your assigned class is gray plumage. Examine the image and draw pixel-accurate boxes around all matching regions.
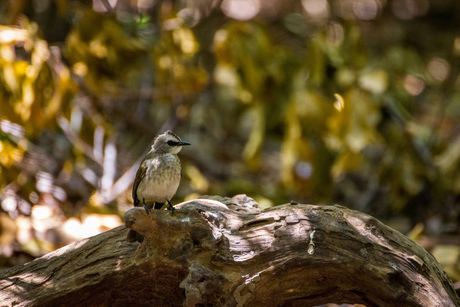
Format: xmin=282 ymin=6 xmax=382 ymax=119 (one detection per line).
xmin=127 ymin=130 xmax=190 ymax=242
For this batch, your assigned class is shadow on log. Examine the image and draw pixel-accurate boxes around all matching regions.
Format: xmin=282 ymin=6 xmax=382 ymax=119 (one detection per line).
xmin=1 ymin=195 xmax=459 ymax=306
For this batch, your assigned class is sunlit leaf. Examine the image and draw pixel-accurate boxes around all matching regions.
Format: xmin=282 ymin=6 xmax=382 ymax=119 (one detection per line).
xmin=173 ymin=28 xmax=199 ymax=55
xmin=358 ymin=69 xmax=388 ymax=94
xmin=331 ymin=150 xmax=363 ymax=179
xmin=435 ymin=136 xmax=460 ymax=192
xmin=0 ymin=140 xmax=24 ymax=166
xmin=281 ymin=103 xmax=302 ymax=185
xmin=185 ymin=164 xmax=209 ymax=193
xmin=243 ymin=104 xmax=265 ymax=168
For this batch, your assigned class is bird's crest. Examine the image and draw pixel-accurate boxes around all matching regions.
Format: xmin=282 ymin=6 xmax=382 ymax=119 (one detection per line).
xmin=163 ymin=130 xmax=181 ymax=142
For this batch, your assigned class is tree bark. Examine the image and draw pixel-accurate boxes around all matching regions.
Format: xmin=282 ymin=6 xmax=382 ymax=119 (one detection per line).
xmin=1 ymin=195 xmax=459 ymax=307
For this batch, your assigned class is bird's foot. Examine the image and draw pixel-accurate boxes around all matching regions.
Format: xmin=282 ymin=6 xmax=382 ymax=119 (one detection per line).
xmin=142 ymin=198 xmax=152 ymax=214
xmin=143 ymin=204 xmax=152 ymax=215
xmin=167 ymin=200 xmax=175 ymax=215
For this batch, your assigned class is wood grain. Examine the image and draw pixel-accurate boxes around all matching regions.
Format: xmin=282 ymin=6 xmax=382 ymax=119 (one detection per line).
xmin=1 ymin=196 xmax=458 ymax=306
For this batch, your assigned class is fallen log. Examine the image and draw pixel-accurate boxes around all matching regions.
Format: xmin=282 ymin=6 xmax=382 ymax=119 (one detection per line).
xmin=1 ymin=195 xmax=459 ymax=306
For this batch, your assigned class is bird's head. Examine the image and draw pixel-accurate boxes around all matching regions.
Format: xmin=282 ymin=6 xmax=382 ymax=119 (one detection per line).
xmin=152 ymin=130 xmax=190 ymax=154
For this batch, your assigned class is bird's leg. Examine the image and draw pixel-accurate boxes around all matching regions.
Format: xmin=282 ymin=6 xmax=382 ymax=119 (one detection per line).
xmin=166 ymin=200 xmax=175 ymax=215
xmin=143 ymin=198 xmax=151 ymax=214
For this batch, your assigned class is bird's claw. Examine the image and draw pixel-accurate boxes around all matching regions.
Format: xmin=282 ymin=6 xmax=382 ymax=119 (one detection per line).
xmin=143 ymin=204 xmax=152 ymax=215
xmin=167 ymin=200 xmax=175 ymax=215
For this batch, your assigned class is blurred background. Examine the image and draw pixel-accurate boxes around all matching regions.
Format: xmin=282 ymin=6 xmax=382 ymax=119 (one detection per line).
xmin=0 ymin=0 xmax=459 ymax=288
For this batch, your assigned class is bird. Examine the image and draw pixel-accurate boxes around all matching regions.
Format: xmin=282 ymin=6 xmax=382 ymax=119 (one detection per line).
xmin=127 ymin=130 xmax=190 ymax=242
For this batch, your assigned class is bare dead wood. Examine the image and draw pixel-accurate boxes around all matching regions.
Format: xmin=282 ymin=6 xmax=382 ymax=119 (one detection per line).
xmin=1 ymin=195 xmax=459 ymax=307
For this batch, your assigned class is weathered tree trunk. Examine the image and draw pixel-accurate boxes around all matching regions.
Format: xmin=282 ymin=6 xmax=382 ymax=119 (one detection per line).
xmin=1 ymin=195 xmax=459 ymax=307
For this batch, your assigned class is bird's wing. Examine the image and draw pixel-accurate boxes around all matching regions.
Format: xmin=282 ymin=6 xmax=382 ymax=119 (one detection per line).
xmin=132 ymin=159 xmax=147 ymax=207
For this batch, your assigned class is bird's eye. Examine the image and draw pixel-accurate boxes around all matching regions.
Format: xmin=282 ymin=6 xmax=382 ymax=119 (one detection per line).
xmin=167 ymin=140 xmax=179 ymax=146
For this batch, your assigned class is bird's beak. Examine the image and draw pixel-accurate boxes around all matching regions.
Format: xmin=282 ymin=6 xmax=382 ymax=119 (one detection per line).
xmin=178 ymin=141 xmax=191 ymax=146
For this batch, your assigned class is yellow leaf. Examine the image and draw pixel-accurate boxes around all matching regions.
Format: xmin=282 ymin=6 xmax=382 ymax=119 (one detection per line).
xmin=331 ymin=150 xmax=362 ymax=178
xmin=0 ymin=141 xmax=25 ymax=166
xmin=185 ymin=164 xmax=209 ymax=193
xmin=243 ymin=104 xmax=265 ymax=168
xmin=358 ymin=69 xmax=388 ymax=94
xmin=333 ymin=93 xmax=344 ymax=111
xmin=173 ymin=28 xmax=199 ymax=55
xmin=281 ymin=103 xmax=302 ymax=185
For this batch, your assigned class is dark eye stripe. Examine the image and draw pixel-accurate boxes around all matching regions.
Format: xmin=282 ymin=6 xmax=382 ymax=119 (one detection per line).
xmin=167 ymin=140 xmax=179 ymax=146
